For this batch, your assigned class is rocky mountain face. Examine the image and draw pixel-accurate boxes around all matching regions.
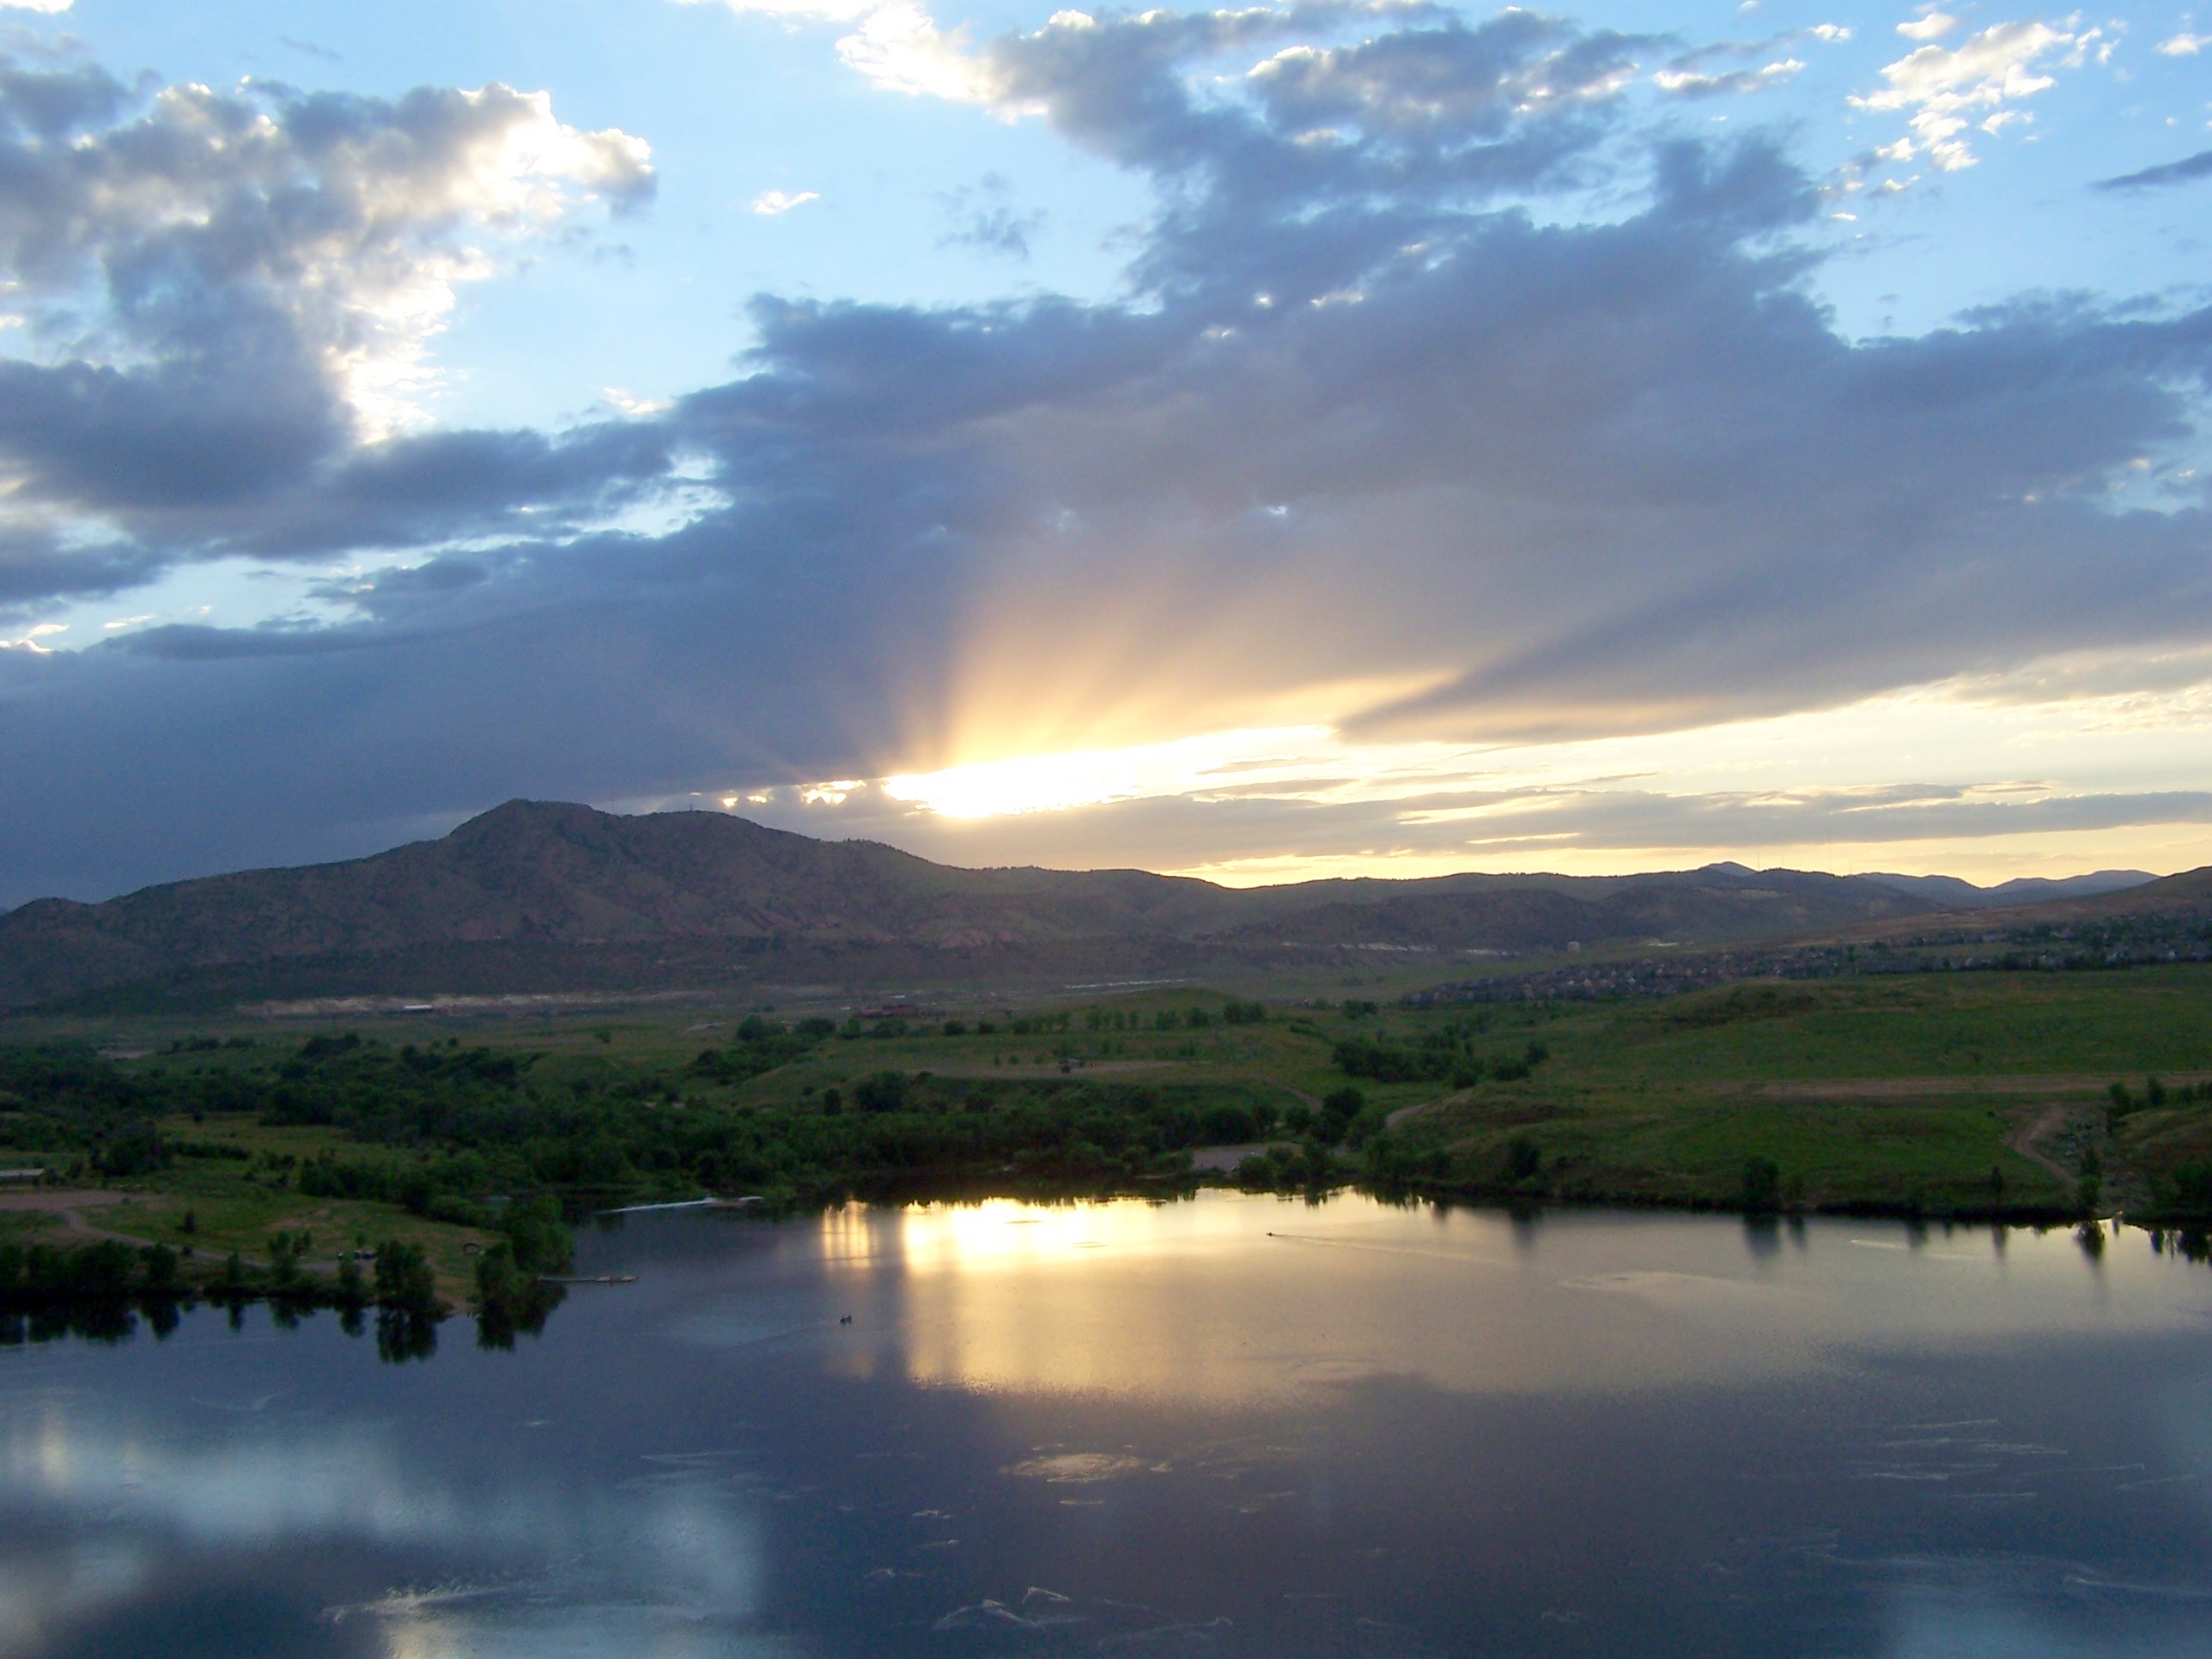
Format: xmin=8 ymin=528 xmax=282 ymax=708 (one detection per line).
xmin=0 ymin=799 xmax=2180 ymax=1007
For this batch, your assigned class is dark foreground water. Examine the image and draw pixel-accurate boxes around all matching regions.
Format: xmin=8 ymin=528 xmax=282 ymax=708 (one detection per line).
xmin=3 ymin=1196 xmax=2209 ymax=1658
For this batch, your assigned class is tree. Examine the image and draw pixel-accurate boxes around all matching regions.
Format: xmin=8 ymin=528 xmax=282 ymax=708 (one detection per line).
xmin=139 ymin=1244 xmax=180 ymax=1296
xmin=373 ymin=1240 xmax=438 ymax=1315
xmin=1740 ymin=1157 xmax=1781 ymax=1213
xmin=501 ymin=1194 xmax=573 ymax=1274
xmin=1319 ymin=1087 xmax=1365 ymax=1143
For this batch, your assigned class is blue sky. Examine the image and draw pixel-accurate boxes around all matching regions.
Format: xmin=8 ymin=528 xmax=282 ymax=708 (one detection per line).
xmin=0 ymin=0 xmax=2208 ymax=902
xmin=45 ymin=2 xmax=2212 ymax=420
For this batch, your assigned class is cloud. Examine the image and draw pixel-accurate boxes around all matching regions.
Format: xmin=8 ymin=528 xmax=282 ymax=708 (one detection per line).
xmin=1895 ymin=10 xmax=1958 ymax=43
xmin=0 ymin=0 xmax=73 ymax=12
xmin=611 ymin=765 xmax=2212 ymax=888
xmin=683 ymin=0 xmax=989 ymax=99
xmin=939 ymin=173 xmax=1042 ymax=257
xmin=1653 ymin=58 xmax=1802 ymax=98
xmin=751 ymin=187 xmax=820 ymax=214
xmin=0 ymin=56 xmax=655 ymax=611
xmin=2156 ymin=31 xmax=2209 ymax=57
xmin=1854 ymin=18 xmax=2084 ymax=169
xmin=2094 ymin=147 xmax=2212 ymax=191
xmin=0 ymin=12 xmax=2209 ymax=902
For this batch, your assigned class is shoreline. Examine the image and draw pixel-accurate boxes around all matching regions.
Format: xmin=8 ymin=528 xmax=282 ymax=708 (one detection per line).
xmin=7 ymin=1184 xmax=2203 ymax=1346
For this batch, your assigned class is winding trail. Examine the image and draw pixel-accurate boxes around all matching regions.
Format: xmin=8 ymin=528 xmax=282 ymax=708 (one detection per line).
xmin=1716 ymin=1073 xmax=2209 ymax=1100
xmin=0 ymin=1189 xmax=149 ymax=1246
xmin=2003 ymin=1103 xmax=2086 ymax=1192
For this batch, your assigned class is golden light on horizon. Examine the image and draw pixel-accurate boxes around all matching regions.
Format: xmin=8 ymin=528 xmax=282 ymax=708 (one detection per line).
xmin=881 ymin=725 xmax=1334 ymax=818
xmin=774 ymin=652 xmax=2212 ymax=885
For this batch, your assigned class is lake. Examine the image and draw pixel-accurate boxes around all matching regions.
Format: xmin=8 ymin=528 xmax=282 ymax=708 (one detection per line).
xmin=3 ymin=1194 xmax=2209 ymax=1657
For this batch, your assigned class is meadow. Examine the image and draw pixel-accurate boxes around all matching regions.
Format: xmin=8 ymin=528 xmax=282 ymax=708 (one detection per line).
xmin=5 ymin=963 xmax=2212 ymax=1326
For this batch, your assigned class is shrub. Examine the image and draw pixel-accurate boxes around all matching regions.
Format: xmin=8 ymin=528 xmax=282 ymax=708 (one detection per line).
xmin=853 ymin=1072 xmax=909 ymax=1114
xmin=1198 ymin=1103 xmax=1261 ymax=1144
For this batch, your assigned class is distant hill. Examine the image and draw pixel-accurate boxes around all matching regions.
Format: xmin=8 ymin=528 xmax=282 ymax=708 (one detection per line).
xmin=1865 ymin=869 xmax=2154 ymax=908
xmin=0 ymin=799 xmax=2176 ymax=1009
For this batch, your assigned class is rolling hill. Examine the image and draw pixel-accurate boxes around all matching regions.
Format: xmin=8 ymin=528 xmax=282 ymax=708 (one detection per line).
xmin=0 ymin=799 xmax=2180 ymax=1009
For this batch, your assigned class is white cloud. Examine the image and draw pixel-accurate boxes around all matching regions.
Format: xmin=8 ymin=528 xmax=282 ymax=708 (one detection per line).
xmin=1896 ymin=10 xmax=1960 ymax=42
xmin=678 ymin=0 xmax=874 ymax=18
xmin=836 ymin=1 xmax=996 ymax=101
xmin=1811 ymin=24 xmax=1853 ymax=42
xmin=2158 ymin=31 xmax=2210 ymax=56
xmin=684 ymin=0 xmax=993 ymax=100
xmin=750 ymin=187 xmax=821 ymax=215
xmin=1655 ymin=58 xmax=1804 ymax=96
xmin=0 ymin=81 xmax=653 ymax=441
xmin=0 ymin=621 xmax=66 ymax=653
xmin=1855 ymin=19 xmax=2080 ymax=169
xmin=0 ymin=0 xmax=74 ymax=12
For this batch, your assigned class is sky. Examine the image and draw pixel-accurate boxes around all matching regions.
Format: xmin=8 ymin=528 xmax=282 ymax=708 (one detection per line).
xmin=0 ymin=0 xmax=2207 ymax=906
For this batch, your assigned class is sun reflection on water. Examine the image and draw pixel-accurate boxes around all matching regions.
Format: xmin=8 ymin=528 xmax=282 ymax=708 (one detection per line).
xmin=808 ymin=1195 xmax=2209 ymax=1405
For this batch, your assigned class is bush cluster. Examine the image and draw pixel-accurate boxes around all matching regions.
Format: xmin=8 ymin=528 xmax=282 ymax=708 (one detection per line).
xmin=1333 ymin=1030 xmax=1549 ymax=1087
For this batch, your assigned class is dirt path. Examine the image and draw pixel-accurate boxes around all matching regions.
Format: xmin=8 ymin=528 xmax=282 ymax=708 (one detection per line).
xmin=0 ymin=1189 xmax=153 ymax=1246
xmin=57 ymin=1209 xmax=151 ymax=1245
xmin=2003 ymin=1103 xmax=2087 ymax=1192
xmin=1716 ymin=1073 xmax=2207 ymax=1101
xmin=920 ymin=1059 xmax=1188 ymax=1079
xmin=0 ymin=1188 xmax=128 ymax=1216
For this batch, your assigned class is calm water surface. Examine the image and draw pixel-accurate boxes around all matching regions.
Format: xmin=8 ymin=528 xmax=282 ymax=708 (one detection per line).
xmin=3 ymin=1195 xmax=2209 ymax=1657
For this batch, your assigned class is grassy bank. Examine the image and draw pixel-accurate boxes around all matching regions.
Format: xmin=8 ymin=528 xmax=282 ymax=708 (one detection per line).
xmin=4 ymin=965 xmax=2211 ymax=1338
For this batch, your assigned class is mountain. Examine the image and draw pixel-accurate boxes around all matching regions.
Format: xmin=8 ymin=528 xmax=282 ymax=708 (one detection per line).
xmin=0 ymin=799 xmax=2176 ymax=1009
xmin=1864 ymin=870 xmax=2155 ymax=908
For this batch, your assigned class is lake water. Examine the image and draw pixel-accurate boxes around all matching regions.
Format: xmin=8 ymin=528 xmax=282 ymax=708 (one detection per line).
xmin=3 ymin=1194 xmax=2209 ymax=1657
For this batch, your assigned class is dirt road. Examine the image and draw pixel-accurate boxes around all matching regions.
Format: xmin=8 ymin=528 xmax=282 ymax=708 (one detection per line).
xmin=1715 ymin=1073 xmax=2205 ymax=1101
xmin=0 ymin=1188 xmax=155 ymax=1245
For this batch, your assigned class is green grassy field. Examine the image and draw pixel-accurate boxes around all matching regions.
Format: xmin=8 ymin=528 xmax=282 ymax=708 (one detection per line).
xmin=6 ymin=963 xmax=2212 ymax=1310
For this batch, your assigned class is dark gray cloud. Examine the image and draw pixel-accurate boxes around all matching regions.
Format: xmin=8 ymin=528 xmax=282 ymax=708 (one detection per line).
xmin=2095 ymin=148 xmax=2212 ymax=191
xmin=0 ymin=52 xmax=133 ymax=138
xmin=0 ymin=9 xmax=2207 ymax=903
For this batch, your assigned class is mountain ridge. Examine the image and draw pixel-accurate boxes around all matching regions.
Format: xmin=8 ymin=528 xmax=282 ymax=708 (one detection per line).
xmin=0 ymin=799 xmax=2183 ymax=1008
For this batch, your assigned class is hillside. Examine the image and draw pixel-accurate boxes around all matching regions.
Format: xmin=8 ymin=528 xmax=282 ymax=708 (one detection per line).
xmin=0 ymin=799 xmax=2147 ymax=1008
xmin=1864 ymin=870 xmax=2153 ymax=908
